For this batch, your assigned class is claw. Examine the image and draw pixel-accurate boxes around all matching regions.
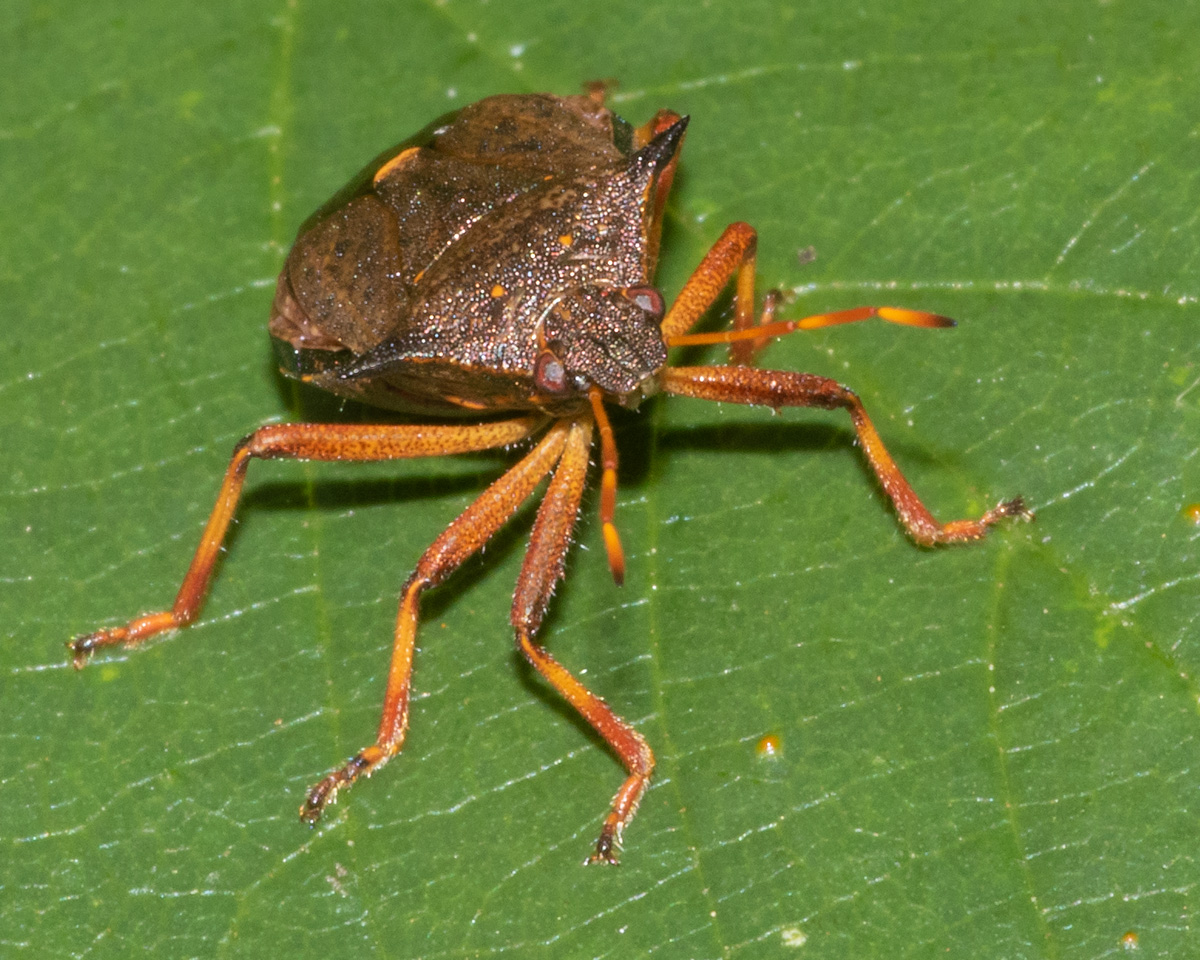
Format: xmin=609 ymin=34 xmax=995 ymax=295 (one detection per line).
xmin=67 ymin=628 xmax=126 ymax=669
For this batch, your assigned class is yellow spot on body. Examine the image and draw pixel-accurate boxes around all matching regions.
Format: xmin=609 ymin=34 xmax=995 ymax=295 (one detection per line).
xmin=442 ymin=395 xmax=489 ymax=410
xmin=373 ymin=147 xmax=420 ymax=185
xmin=491 ymin=284 xmax=507 ymax=298
xmin=558 ymin=234 xmax=574 ymax=247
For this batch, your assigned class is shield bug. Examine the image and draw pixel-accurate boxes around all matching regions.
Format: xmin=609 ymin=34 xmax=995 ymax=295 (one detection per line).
xmin=69 ymin=89 xmax=1030 ymax=864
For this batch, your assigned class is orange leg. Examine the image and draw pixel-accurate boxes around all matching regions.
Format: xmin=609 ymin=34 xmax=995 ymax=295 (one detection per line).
xmin=661 ymin=366 xmax=1030 ymax=545
xmin=731 ymin=288 xmax=781 ymax=366
xmin=68 ymin=415 xmax=546 ymax=666
xmin=588 ymin=387 xmax=625 ymax=586
xmin=660 ymin=222 xmax=764 ymax=366
xmin=301 ymin=420 xmax=572 ymax=823
xmin=656 ymin=221 xmax=782 ymax=364
xmin=510 ymin=418 xmax=654 ymax=864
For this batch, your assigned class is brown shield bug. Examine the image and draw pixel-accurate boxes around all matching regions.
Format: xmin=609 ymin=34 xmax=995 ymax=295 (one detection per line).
xmin=69 ymin=88 xmax=1030 ymax=864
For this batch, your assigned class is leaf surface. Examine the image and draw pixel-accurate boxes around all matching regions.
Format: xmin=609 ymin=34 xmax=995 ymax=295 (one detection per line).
xmin=3 ymin=1 xmax=1197 ymax=957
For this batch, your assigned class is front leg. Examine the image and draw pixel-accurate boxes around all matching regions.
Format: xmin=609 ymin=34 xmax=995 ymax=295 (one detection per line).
xmin=659 ymin=222 xmax=767 ymax=365
xmin=661 ymin=365 xmax=1030 ymax=545
xmin=511 ymin=417 xmax=655 ymax=864
xmin=301 ymin=421 xmax=571 ymax=822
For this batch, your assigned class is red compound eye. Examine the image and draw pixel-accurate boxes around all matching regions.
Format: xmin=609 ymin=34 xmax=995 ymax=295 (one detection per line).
xmin=623 ymin=285 xmax=664 ymax=318
xmin=534 ymin=348 xmax=568 ymax=393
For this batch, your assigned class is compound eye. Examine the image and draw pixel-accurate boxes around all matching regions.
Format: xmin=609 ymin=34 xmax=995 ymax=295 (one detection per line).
xmin=534 ymin=348 xmax=569 ymax=393
xmin=622 ymin=286 xmax=665 ymax=319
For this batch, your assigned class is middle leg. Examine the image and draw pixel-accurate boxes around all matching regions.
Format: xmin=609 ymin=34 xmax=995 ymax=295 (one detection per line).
xmin=301 ymin=420 xmax=573 ymax=823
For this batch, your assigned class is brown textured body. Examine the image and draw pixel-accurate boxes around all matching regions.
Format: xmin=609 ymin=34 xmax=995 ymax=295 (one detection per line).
xmin=70 ymin=90 xmax=1029 ymax=864
xmin=269 ymin=93 xmax=676 ymax=416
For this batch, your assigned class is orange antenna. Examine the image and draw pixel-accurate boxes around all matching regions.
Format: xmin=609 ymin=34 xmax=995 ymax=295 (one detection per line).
xmin=666 ymin=305 xmax=953 ymax=348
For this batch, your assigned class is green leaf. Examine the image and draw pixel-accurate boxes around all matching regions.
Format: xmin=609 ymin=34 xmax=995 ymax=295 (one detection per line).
xmin=4 ymin=1 xmax=1197 ymax=957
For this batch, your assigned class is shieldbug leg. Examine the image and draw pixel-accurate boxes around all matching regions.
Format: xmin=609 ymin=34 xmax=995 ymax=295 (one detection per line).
xmin=658 ymin=222 xmax=778 ymax=366
xmin=735 ymin=288 xmax=781 ymax=366
xmin=510 ymin=418 xmax=653 ymax=865
xmin=588 ymin=388 xmax=625 ymax=586
xmin=661 ymin=365 xmax=1031 ymax=545
xmin=68 ymin=416 xmax=546 ymax=667
xmin=301 ymin=420 xmax=571 ymax=824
